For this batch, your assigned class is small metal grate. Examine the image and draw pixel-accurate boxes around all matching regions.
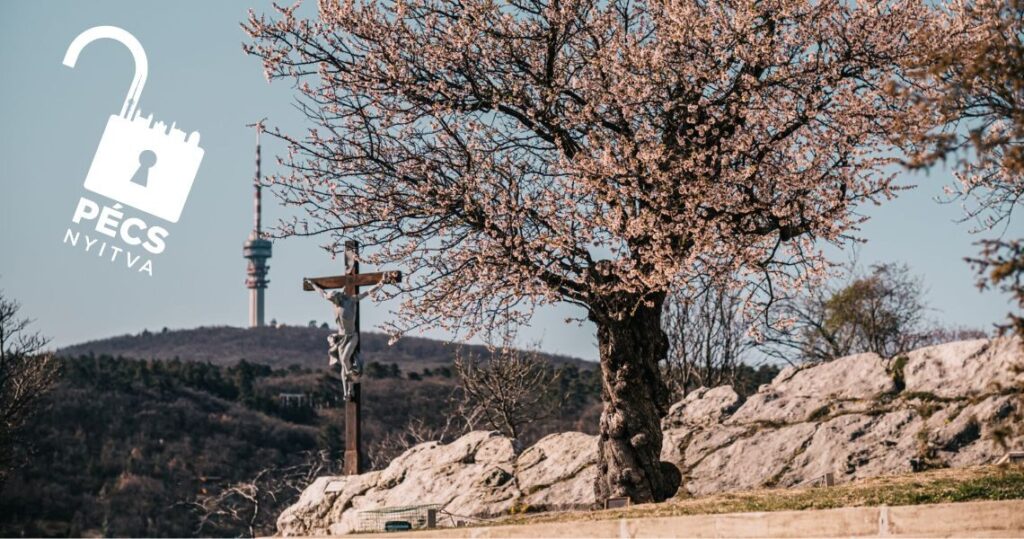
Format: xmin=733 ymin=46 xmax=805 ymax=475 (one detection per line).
xmin=355 ymin=503 xmax=442 ymax=533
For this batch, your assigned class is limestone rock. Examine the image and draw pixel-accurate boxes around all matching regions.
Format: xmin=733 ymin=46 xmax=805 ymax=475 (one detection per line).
xmin=277 ymin=431 xmax=519 ymax=536
xmin=904 ymin=337 xmax=1024 ymax=398
xmin=661 ymin=425 xmax=751 ymax=471
xmin=728 ymin=352 xmax=896 ymax=425
xmin=477 ymin=435 xmax=517 ymax=464
xmin=925 ymin=395 xmax=1018 ymax=464
xmin=276 ymin=430 xmax=599 ymax=536
xmin=276 ymin=477 xmax=339 ymax=537
xmin=277 ymin=472 xmax=380 ymax=537
xmin=685 ymin=423 xmax=818 ymax=496
xmin=662 ymin=386 xmax=742 ymax=429
xmin=660 ymin=427 xmax=692 ymax=465
xmin=779 ymin=410 xmax=923 ymax=487
xmin=516 ymin=432 xmax=598 ymax=510
xmin=669 ymin=338 xmax=1023 ymax=497
xmin=362 ymin=431 xmax=520 ymax=521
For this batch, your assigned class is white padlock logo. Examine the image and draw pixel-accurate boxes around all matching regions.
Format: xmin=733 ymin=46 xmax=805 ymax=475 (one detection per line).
xmin=64 ymin=26 xmax=204 ymax=224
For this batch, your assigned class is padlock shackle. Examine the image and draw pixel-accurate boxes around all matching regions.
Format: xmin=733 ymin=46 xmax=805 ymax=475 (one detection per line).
xmin=63 ymin=26 xmax=148 ymax=120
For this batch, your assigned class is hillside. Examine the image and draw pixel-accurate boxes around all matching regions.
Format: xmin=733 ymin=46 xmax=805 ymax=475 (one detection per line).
xmin=2 ymin=326 xmax=607 ymax=538
xmin=0 ymin=353 xmax=604 ymax=537
xmin=58 ymin=325 xmax=593 ymax=370
xmin=0 ymin=356 xmax=321 ymax=537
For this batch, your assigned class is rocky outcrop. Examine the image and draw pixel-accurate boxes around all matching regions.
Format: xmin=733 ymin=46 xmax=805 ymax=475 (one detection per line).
xmin=663 ymin=337 xmax=1024 ymax=496
xmin=663 ymin=385 xmax=742 ymax=428
xmin=904 ymin=338 xmax=1024 ymax=397
xmin=277 ymin=431 xmax=598 ymax=536
xmin=726 ymin=351 xmax=897 ymax=425
xmin=278 ymin=337 xmax=1024 ymax=536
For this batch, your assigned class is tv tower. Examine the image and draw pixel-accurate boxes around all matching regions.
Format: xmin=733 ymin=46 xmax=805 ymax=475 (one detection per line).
xmin=243 ymin=120 xmax=272 ymax=327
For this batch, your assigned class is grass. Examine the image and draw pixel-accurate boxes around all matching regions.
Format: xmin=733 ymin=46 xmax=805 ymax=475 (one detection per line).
xmin=499 ymin=465 xmax=1024 ymax=526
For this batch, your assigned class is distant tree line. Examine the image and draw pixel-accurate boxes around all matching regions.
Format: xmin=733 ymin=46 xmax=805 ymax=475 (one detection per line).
xmin=661 ymin=260 xmax=989 ymax=399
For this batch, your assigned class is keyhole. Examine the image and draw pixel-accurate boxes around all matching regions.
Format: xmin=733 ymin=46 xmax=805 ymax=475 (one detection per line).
xmin=130 ymin=150 xmax=157 ymax=187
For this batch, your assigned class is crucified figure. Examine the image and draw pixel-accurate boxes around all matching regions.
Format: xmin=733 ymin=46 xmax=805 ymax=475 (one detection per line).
xmin=306 ymin=278 xmax=386 ymax=401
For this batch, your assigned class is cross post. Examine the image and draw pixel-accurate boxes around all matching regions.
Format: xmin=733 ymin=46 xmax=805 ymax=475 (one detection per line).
xmin=302 ymin=240 xmax=401 ymax=474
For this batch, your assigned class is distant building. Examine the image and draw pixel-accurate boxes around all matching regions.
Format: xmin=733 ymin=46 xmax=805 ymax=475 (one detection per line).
xmin=277 ymin=392 xmax=310 ymax=407
xmin=243 ymin=124 xmax=272 ymax=327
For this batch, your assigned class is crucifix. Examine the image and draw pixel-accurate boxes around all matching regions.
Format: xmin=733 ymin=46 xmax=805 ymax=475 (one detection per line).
xmin=303 ymin=240 xmax=401 ymax=474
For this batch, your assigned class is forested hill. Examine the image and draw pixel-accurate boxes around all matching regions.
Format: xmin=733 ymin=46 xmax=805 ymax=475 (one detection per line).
xmin=0 ymin=356 xmax=323 ymax=537
xmin=58 ymin=325 xmax=593 ymax=369
xmin=2 ymin=349 xmax=603 ymax=536
xmin=0 ymin=326 xmax=602 ymax=537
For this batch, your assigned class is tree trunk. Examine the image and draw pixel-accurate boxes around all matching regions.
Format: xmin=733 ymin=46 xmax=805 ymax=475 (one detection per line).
xmin=592 ymin=295 xmax=681 ymax=504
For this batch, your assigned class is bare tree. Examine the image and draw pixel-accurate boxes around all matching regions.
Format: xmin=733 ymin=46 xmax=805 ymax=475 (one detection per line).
xmin=764 ymin=263 xmax=932 ymax=363
xmin=662 ymin=278 xmax=755 ymax=398
xmin=367 ymin=417 xmax=459 ymax=470
xmin=763 ymin=281 xmax=856 ymax=365
xmin=190 ymin=450 xmax=340 ymax=538
xmin=454 ymin=345 xmax=563 ymax=442
xmin=0 ymin=290 xmax=59 ymax=487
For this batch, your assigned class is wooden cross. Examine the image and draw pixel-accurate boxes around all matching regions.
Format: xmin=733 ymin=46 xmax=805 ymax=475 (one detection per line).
xmin=302 ymin=240 xmax=401 ymax=475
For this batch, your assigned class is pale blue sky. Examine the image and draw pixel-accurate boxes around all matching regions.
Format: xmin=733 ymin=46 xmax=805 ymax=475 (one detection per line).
xmin=0 ymin=1 xmax=1019 ymax=361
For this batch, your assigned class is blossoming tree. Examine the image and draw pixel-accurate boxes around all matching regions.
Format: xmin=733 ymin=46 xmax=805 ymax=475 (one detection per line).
xmin=245 ymin=0 xmax=940 ymax=502
xmin=903 ymin=0 xmax=1024 ymax=338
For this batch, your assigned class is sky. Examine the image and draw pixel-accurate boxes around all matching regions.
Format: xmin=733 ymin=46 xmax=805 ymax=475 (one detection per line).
xmin=0 ymin=1 xmax=1020 ymax=362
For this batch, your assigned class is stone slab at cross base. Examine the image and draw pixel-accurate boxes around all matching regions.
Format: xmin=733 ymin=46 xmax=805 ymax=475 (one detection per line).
xmin=353 ymin=500 xmax=1024 ymax=538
